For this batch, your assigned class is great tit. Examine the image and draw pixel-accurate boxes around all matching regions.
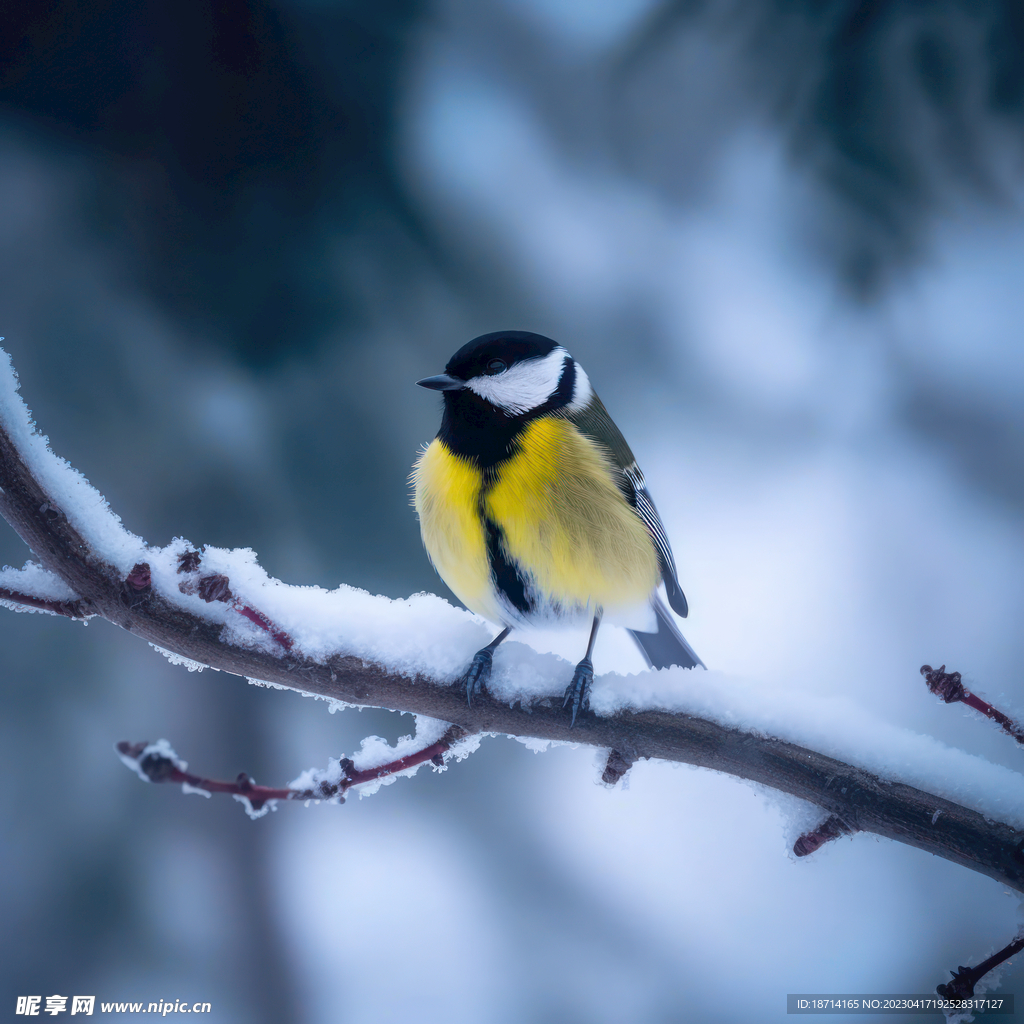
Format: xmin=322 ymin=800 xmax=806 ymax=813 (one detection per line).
xmin=413 ymin=330 xmax=703 ymax=723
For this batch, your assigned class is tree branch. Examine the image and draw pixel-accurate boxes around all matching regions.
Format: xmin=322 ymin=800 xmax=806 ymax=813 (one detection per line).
xmin=2 ymin=357 xmax=1024 ymax=892
xmin=116 ymin=729 xmax=465 ymax=816
xmin=938 ymin=933 xmax=1024 ymax=1000
xmin=0 ymin=586 xmax=91 ymax=619
xmin=923 ymin=664 xmax=1024 ymax=746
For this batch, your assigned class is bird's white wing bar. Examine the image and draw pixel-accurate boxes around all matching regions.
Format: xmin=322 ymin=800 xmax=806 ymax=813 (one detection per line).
xmin=622 ymin=462 xmax=689 ymax=618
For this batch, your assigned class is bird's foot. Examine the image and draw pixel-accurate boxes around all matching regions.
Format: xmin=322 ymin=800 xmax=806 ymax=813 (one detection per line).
xmin=562 ymin=657 xmax=593 ymax=727
xmin=464 ymin=648 xmax=493 ymax=705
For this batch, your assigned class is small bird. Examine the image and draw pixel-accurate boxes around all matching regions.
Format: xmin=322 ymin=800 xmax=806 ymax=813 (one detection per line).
xmin=412 ymin=331 xmax=703 ymax=722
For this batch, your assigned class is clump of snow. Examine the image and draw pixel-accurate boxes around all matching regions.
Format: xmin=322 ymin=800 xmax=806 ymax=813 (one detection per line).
xmin=0 ymin=561 xmax=81 ymax=614
xmin=150 ymin=644 xmax=213 ymax=673
xmin=233 ymin=794 xmax=276 ymax=820
xmin=142 ymin=536 xmax=492 ymax=674
xmin=350 ymin=715 xmax=451 ymax=773
xmin=515 ymin=737 xmax=555 ymax=753
xmin=760 ymin=786 xmax=833 ymax=858
xmin=0 ymin=349 xmax=147 ymax=571
xmin=288 ymin=715 xmax=461 ymax=800
xmin=116 ymin=738 xmax=217 ymax=803
xmin=287 ymin=759 xmax=346 ymax=802
xmin=246 ymin=677 xmax=290 ymax=691
xmin=116 ymin=738 xmax=187 ymax=783
xmin=445 ymin=731 xmax=484 ymax=764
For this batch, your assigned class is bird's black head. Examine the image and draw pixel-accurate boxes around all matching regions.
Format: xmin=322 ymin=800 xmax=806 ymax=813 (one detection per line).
xmin=445 ymin=331 xmax=560 ymax=384
xmin=418 ymin=331 xmax=591 ymax=415
xmin=416 ymin=331 xmax=594 ymax=466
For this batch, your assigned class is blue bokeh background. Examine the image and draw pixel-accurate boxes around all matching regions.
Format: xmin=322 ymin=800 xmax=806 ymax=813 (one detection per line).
xmin=3 ymin=1 xmax=1024 ymax=1020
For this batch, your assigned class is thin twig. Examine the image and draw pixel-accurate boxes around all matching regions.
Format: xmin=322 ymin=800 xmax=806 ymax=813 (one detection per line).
xmin=179 ymin=562 xmax=295 ymax=650
xmin=937 ymin=934 xmax=1024 ymax=999
xmin=0 ymin=586 xmax=92 ymax=619
xmin=922 ymin=665 xmax=1024 ymax=746
xmin=117 ymin=727 xmax=465 ymax=813
xmin=601 ymin=749 xmax=635 ymax=786
xmin=793 ymin=814 xmax=859 ymax=857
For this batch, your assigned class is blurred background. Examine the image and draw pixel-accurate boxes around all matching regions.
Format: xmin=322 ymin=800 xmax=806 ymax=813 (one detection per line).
xmin=3 ymin=0 xmax=1024 ymax=1020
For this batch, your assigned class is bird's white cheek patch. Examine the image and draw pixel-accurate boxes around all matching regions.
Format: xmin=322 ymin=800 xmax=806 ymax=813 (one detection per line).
xmin=466 ymin=348 xmax=568 ymax=415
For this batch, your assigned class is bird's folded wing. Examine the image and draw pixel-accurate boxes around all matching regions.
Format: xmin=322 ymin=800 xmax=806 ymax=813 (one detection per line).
xmin=563 ymin=395 xmax=690 ymax=619
xmin=621 ymin=463 xmax=688 ymax=618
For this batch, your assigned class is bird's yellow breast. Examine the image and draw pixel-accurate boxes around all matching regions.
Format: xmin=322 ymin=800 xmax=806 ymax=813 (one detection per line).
xmin=412 ymin=416 xmax=659 ymax=624
xmin=484 ymin=417 xmax=658 ymax=614
xmin=412 ymin=438 xmax=499 ymax=621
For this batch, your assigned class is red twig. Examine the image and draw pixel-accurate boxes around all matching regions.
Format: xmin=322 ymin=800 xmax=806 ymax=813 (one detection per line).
xmin=176 ymin=558 xmax=295 ymax=651
xmin=117 ymin=741 xmax=297 ymax=809
xmin=793 ymin=814 xmax=859 ymax=857
xmin=937 ymin=934 xmax=1024 ymax=999
xmin=116 ymin=727 xmax=466 ymax=814
xmin=0 ymin=586 xmax=91 ymax=619
xmin=233 ymin=602 xmax=294 ymax=651
xmin=921 ymin=665 xmax=1024 ymax=746
xmin=601 ymin=749 xmax=635 ymax=785
xmin=341 ymin=739 xmax=455 ymax=786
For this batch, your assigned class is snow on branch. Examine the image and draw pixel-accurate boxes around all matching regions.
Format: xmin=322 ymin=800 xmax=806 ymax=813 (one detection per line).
xmin=0 ymin=561 xmax=91 ymax=618
xmin=116 ymin=722 xmax=468 ymax=819
xmin=2 ymin=346 xmax=1024 ymax=892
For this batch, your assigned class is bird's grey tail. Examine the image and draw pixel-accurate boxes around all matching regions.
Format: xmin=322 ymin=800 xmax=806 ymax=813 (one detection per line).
xmin=629 ymin=595 xmax=705 ymax=670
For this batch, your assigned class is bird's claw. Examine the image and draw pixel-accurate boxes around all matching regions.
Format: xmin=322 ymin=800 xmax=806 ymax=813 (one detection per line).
xmin=464 ymin=649 xmax=493 ymax=705
xmin=562 ymin=657 xmax=593 ymax=726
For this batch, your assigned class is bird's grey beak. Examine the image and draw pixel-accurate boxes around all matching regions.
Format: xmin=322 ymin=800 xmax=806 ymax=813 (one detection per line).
xmin=416 ymin=373 xmax=465 ymax=391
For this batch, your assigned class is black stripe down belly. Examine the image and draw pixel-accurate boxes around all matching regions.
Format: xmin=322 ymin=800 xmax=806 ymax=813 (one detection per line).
xmin=483 ymin=517 xmax=533 ymax=615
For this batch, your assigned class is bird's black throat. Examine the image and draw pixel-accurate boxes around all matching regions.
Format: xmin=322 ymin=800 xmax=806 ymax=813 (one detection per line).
xmin=437 ymin=390 xmax=527 ymax=468
xmin=436 ymin=364 xmax=575 ymax=469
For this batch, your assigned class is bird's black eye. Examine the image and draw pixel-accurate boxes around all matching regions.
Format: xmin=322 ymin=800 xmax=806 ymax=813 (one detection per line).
xmin=485 ymin=358 xmax=507 ymax=375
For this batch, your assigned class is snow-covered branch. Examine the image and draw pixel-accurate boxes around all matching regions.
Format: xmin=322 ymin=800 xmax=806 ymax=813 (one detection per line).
xmin=1 ymin=347 xmax=1023 ymax=891
xmin=115 ymin=728 xmax=466 ymax=818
